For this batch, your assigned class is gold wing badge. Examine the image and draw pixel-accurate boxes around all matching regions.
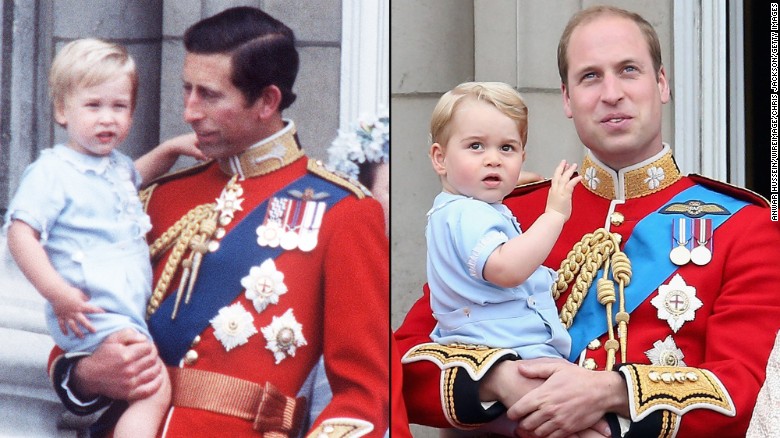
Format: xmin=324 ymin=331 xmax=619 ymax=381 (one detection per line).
xmin=659 ymin=200 xmax=730 ymax=218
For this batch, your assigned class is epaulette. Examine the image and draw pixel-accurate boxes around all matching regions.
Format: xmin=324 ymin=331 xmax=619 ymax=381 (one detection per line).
xmin=306 ymin=158 xmax=368 ymax=199
xmin=504 ymin=178 xmax=552 ymax=200
xmin=689 ymin=173 xmax=769 ymax=208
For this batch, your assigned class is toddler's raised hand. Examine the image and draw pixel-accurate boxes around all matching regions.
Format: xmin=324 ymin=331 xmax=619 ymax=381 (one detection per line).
xmin=545 ymin=160 xmax=582 ymax=221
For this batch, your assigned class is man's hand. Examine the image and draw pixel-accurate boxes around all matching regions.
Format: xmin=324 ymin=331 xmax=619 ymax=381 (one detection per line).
xmin=72 ymin=328 xmax=164 ymax=401
xmin=479 ymin=358 xmax=548 ymax=407
xmin=506 ymin=360 xmax=627 ymax=438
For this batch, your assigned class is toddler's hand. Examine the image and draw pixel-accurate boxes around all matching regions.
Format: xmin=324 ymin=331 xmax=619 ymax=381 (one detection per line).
xmin=52 ymin=286 xmax=104 ymax=338
xmin=545 ymin=160 xmax=582 ymax=221
xmin=160 ymin=132 xmax=206 ymax=161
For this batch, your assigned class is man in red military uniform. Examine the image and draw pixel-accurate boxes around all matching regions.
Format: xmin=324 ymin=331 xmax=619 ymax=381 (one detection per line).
xmin=395 ymin=5 xmax=780 ymax=437
xmin=48 ymin=7 xmax=389 ymax=437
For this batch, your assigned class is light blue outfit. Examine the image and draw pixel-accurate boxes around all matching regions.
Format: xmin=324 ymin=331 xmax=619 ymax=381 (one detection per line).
xmin=427 ymin=192 xmax=571 ymax=359
xmin=4 ymin=144 xmax=153 ymax=353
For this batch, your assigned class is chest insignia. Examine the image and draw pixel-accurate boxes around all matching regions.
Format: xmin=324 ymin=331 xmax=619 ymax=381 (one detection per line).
xmin=659 ymin=199 xmax=729 ymax=218
xmin=645 ymin=335 xmax=686 ymax=367
xmin=261 ymin=308 xmax=307 ymax=364
xmin=256 ymin=188 xmax=328 ymax=252
xmin=669 ymin=218 xmax=714 ymax=267
xmin=241 ymin=258 xmax=288 ymax=314
xmin=209 ymin=303 xmax=258 ymax=352
xmin=651 ymin=274 xmax=702 ymax=332
xmin=214 ymin=178 xmax=245 ymax=226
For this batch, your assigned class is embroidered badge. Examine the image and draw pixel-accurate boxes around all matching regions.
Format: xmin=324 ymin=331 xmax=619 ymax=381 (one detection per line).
xmin=644 ymin=166 xmax=665 ymax=190
xmin=261 ymin=308 xmax=307 ymax=364
xmin=659 ymin=200 xmax=730 ymax=218
xmin=241 ymin=259 xmax=288 ymax=313
xmin=210 ymin=303 xmax=258 ymax=352
xmin=651 ymin=274 xmax=703 ymax=332
xmin=584 ymin=166 xmax=600 ymax=190
xmin=645 ymin=335 xmax=686 ymax=367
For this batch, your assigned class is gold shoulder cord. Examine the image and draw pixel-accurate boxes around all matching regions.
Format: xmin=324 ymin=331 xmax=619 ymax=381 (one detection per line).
xmin=146 ymin=203 xmax=218 ymax=319
xmin=553 ymin=228 xmax=632 ymax=370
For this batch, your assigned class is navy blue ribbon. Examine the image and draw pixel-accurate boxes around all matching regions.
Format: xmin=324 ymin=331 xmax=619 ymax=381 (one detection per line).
xmin=150 ymin=173 xmax=349 ymax=365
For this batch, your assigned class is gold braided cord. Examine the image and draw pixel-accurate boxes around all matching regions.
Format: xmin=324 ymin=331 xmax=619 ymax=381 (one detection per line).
xmin=139 ymin=183 xmax=157 ymax=213
xmin=149 ymin=204 xmax=214 ymax=260
xmin=146 ymin=203 xmax=216 ymax=318
xmin=553 ymin=228 xmax=633 ymax=370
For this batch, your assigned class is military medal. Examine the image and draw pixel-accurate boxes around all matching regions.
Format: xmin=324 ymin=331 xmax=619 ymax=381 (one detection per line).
xmin=257 ymin=188 xmax=329 ymax=252
xmin=650 ymin=274 xmax=702 ymax=332
xmin=690 ymin=218 xmax=713 ymax=266
xmin=298 ymin=201 xmax=326 ymax=252
xmin=669 ymin=218 xmax=692 ymax=266
xmin=257 ymin=197 xmax=289 ymax=248
xmin=279 ymin=199 xmax=302 ymax=250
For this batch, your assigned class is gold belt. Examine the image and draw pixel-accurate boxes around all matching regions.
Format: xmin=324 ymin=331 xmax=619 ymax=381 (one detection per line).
xmin=169 ymin=367 xmax=306 ymax=437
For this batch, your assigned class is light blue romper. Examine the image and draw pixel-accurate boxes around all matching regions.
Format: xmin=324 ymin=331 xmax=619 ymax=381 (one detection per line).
xmin=4 ymin=144 xmax=153 ymax=353
xmin=426 ymin=192 xmax=571 ymax=359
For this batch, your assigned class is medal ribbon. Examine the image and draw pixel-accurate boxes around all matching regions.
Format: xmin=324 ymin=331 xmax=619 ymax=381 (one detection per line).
xmin=150 ymin=173 xmax=350 ymax=365
xmin=567 ymin=184 xmax=749 ymax=361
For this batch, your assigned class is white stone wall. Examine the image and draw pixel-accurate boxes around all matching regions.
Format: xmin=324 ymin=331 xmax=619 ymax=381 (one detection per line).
xmin=391 ymin=1 xmax=673 ymax=435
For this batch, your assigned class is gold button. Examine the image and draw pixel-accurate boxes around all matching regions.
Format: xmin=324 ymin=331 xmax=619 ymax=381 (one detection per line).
xmin=583 ymin=358 xmax=597 ymax=370
xmin=191 ymin=335 xmax=201 ymax=347
xmin=184 ymin=349 xmax=199 ymax=365
xmin=610 ymin=211 xmax=625 ymax=226
xmin=587 ymin=339 xmax=601 ymax=350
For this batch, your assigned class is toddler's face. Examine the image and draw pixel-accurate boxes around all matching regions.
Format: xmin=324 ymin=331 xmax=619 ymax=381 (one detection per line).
xmin=430 ymin=99 xmax=525 ymax=204
xmin=55 ymin=73 xmax=133 ymax=157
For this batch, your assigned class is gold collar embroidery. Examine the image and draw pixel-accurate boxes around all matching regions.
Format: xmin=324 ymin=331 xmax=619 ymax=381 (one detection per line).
xmin=217 ymin=120 xmax=305 ymax=179
xmin=580 ymin=144 xmax=681 ymax=200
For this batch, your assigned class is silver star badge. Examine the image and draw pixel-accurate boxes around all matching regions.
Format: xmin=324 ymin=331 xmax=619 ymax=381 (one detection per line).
xmin=650 ymin=274 xmax=702 ymax=333
xmin=645 ymin=335 xmax=686 ymax=367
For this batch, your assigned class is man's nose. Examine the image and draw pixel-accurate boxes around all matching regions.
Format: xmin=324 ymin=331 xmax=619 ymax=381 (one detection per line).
xmin=183 ymin=93 xmax=203 ymax=123
xmin=601 ymin=73 xmax=624 ymax=105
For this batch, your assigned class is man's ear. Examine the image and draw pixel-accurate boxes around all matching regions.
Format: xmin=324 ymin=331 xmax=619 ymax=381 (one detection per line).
xmin=251 ymin=85 xmax=283 ymax=120
xmin=561 ymin=83 xmax=573 ymax=119
xmin=430 ymin=143 xmax=447 ymax=176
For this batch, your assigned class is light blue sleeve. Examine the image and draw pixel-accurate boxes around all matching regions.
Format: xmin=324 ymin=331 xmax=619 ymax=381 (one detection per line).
xmin=442 ymin=200 xmax=510 ymax=282
xmin=4 ymin=156 xmax=66 ymax=239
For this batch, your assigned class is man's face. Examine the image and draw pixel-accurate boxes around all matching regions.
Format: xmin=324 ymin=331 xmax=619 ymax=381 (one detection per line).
xmin=561 ymin=15 xmax=670 ymax=169
xmin=182 ymin=53 xmax=265 ymax=159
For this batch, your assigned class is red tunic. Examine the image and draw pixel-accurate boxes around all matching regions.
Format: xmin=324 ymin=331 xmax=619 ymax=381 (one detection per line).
xmin=396 ymin=148 xmax=780 ymax=437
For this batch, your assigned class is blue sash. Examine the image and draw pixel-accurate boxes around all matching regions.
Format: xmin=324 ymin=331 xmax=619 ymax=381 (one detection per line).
xmin=567 ymin=185 xmax=749 ymax=361
xmin=149 ymin=173 xmax=350 ymax=365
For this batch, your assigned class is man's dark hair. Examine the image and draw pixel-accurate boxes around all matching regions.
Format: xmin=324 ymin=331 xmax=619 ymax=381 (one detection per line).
xmin=184 ymin=6 xmax=299 ymax=110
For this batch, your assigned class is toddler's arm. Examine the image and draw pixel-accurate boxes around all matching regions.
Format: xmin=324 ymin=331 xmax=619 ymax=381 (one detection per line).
xmin=7 ymin=220 xmax=103 ymax=337
xmin=135 ymin=132 xmax=206 ymax=184
xmin=484 ymin=160 xmax=581 ymax=288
